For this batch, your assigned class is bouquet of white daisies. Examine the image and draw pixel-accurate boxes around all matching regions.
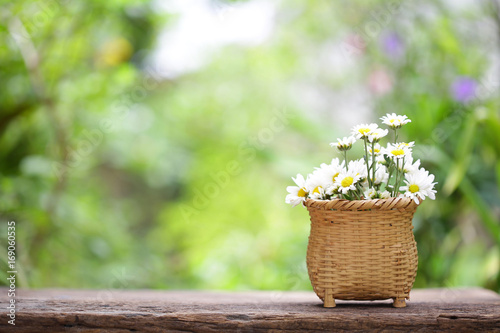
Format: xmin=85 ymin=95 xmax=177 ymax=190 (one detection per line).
xmin=286 ymin=113 xmax=437 ymax=207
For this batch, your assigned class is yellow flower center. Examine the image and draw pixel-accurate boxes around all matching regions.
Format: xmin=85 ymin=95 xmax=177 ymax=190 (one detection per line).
xmin=332 ymin=172 xmax=339 ymax=182
xmin=390 ymin=119 xmax=395 ymax=123
xmin=391 ymin=149 xmax=404 ymax=156
xmin=298 ymin=188 xmax=307 ymax=197
xmin=409 ymin=184 xmax=419 ymax=193
xmin=341 ymin=177 xmax=354 ymax=188
xmin=358 ymin=128 xmax=370 ymax=135
xmin=313 ymin=186 xmax=321 ymax=194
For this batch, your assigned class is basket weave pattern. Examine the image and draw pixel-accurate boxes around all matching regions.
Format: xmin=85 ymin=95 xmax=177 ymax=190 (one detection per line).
xmin=305 ymin=197 xmax=418 ymax=305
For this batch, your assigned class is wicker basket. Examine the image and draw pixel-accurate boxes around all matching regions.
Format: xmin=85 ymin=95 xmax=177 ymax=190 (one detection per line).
xmin=304 ymin=197 xmax=419 ymax=308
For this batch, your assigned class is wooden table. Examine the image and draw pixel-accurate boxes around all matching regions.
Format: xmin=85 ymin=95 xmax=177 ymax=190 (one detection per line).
xmin=1 ymin=288 xmax=499 ymax=332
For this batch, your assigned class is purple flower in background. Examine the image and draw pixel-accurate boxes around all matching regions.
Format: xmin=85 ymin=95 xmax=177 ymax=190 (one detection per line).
xmin=381 ymin=32 xmax=404 ymax=59
xmin=450 ymin=77 xmax=477 ymax=103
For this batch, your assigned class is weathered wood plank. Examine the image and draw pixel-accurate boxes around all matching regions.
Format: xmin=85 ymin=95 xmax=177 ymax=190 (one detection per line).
xmin=1 ymin=288 xmax=499 ymax=332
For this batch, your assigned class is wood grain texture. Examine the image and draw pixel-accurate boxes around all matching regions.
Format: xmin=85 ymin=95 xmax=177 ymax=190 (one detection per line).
xmin=1 ymin=288 xmax=499 ymax=332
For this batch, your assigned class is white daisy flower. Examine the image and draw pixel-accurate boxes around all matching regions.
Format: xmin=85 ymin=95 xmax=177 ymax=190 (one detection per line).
xmin=380 ymin=113 xmax=412 ymax=129
xmin=367 ymin=128 xmax=389 ymax=143
xmin=305 ymin=174 xmax=326 ymax=200
xmin=312 ymin=158 xmax=345 ymax=188
xmin=368 ymin=143 xmax=382 ymax=155
xmin=285 ymin=174 xmax=308 ymax=207
xmin=376 ymin=154 xmax=387 ymax=165
xmin=325 ymin=184 xmax=339 ymax=197
xmin=379 ymin=190 xmax=391 ymax=199
xmin=330 ymin=157 xmax=345 ymax=170
xmin=334 ymin=170 xmax=362 ymax=194
xmin=401 ymin=157 xmax=421 ymax=174
xmin=347 ymin=159 xmax=367 ymax=179
xmin=363 ymin=187 xmax=377 ymax=199
xmin=383 ymin=143 xmax=412 ymax=160
xmin=330 ymin=136 xmax=356 ymax=151
xmin=400 ymin=168 xmax=437 ymax=204
xmin=351 ymin=123 xmax=379 ymax=139
xmin=373 ymin=165 xmax=389 ymax=185
xmin=361 ymin=164 xmax=388 ymax=188
xmin=309 ymin=187 xmax=325 ymax=200
xmin=397 ymin=141 xmax=415 ymax=149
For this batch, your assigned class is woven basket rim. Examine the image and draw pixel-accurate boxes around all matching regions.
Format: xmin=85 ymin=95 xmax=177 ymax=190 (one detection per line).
xmin=304 ymin=197 xmax=419 ymax=211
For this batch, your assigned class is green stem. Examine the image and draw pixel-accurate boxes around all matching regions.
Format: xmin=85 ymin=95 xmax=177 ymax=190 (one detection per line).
xmin=395 ymin=156 xmax=406 ymax=196
xmin=394 ymin=128 xmax=398 ymax=144
xmin=344 ymin=151 xmax=348 ymax=170
xmin=386 ymin=168 xmax=394 ymax=195
xmin=393 ymin=159 xmax=400 ymax=197
xmin=385 ymin=157 xmax=396 ymax=195
xmin=351 ymin=188 xmax=361 ymax=200
xmin=355 ymin=183 xmax=364 ymax=199
xmin=363 ymin=138 xmax=371 ymax=187
xmin=371 ymin=141 xmax=376 ymax=186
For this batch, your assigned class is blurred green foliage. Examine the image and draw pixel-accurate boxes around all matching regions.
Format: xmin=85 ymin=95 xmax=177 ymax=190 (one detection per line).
xmin=0 ymin=0 xmax=499 ymax=293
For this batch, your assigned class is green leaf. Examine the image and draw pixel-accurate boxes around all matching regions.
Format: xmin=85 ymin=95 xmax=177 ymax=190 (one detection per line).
xmin=442 ymin=113 xmax=476 ymax=195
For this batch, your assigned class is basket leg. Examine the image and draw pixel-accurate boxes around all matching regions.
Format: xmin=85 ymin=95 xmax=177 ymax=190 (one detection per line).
xmin=324 ymin=289 xmax=336 ymax=308
xmin=393 ymin=297 xmax=406 ymax=308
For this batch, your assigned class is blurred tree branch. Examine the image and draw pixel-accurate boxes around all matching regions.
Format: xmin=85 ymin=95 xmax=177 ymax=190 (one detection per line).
xmin=7 ymin=14 xmax=70 ymax=263
xmin=0 ymin=102 xmax=35 ymax=135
